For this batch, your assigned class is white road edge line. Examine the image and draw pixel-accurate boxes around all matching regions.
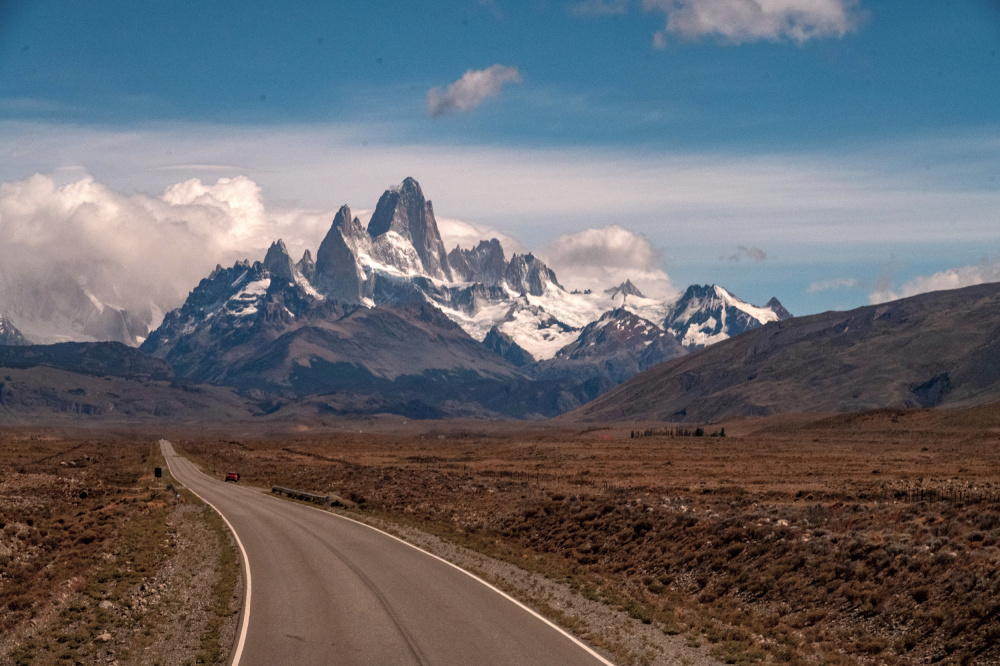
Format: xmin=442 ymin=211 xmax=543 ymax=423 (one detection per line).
xmin=262 ymin=483 xmax=618 ymax=666
xmin=160 ymin=440 xmax=251 ymax=666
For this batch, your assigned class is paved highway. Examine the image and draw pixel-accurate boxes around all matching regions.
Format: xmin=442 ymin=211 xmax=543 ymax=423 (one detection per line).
xmin=160 ymin=440 xmax=614 ymax=666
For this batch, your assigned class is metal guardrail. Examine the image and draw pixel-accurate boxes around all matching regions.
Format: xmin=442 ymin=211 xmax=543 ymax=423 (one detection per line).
xmin=271 ymin=486 xmax=357 ymax=509
xmin=272 ymin=485 xmax=332 ymax=506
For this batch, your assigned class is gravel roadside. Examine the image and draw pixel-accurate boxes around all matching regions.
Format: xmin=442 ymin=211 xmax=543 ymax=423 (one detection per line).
xmin=328 ymin=506 xmax=723 ymax=666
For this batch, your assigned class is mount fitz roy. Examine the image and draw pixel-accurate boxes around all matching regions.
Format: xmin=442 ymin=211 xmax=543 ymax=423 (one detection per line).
xmin=136 ymin=177 xmax=790 ymax=417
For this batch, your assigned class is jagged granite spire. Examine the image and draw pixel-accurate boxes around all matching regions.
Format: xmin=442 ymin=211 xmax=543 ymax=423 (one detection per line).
xmin=313 ymin=205 xmax=366 ymax=303
xmin=604 ymin=279 xmax=644 ymax=300
xmin=448 ymin=238 xmax=506 ymax=285
xmin=263 ymin=239 xmax=296 ymax=283
xmin=367 ymin=177 xmax=453 ymax=281
xmin=297 ymin=249 xmax=315 ymax=281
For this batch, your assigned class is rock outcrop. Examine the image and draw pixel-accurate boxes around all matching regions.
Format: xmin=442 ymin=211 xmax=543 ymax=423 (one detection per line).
xmin=263 ymin=240 xmax=297 ymax=283
xmin=449 ymin=239 xmax=506 ymax=286
xmin=504 ymin=254 xmax=561 ymax=296
xmin=604 ymin=280 xmax=644 ymax=300
xmin=314 ymin=205 xmax=368 ymax=303
xmin=482 ymin=326 xmax=535 ymax=367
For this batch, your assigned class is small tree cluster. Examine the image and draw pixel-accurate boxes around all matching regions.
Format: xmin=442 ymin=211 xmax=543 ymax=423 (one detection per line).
xmin=630 ymin=427 xmax=725 ymax=439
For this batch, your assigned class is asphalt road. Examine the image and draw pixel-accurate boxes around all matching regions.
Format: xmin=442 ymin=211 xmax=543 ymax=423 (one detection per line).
xmin=160 ymin=440 xmax=614 ymax=666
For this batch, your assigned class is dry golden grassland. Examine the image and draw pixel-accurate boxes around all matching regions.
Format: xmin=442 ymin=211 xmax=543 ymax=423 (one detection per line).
xmin=178 ymin=406 xmax=1000 ymax=665
xmin=0 ymin=431 xmax=240 ymax=666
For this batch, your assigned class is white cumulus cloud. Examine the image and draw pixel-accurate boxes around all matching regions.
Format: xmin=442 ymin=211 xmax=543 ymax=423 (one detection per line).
xmin=643 ymin=0 xmax=860 ymax=44
xmin=538 ymin=225 xmax=674 ymax=297
xmin=0 ymin=173 xmax=335 ymax=343
xmin=427 ymin=65 xmax=522 ymax=117
xmin=869 ymin=258 xmax=1000 ymax=304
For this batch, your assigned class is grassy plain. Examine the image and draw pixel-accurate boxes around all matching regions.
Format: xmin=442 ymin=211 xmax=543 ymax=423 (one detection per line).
xmin=175 ymin=405 xmax=1000 ymax=665
xmin=0 ymin=431 xmax=239 ymax=666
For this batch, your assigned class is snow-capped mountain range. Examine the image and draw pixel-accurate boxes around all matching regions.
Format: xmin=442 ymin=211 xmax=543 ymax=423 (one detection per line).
xmin=141 ymin=177 xmax=788 ymax=365
xmin=0 ymin=177 xmax=791 ymax=417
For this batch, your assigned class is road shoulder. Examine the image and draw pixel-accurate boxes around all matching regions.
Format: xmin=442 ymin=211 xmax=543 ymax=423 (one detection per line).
xmin=305 ymin=503 xmax=720 ymax=666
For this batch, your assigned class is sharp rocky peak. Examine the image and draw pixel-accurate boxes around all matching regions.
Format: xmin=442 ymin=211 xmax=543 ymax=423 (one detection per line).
xmin=263 ymin=239 xmax=296 ymax=283
xmin=332 ymin=204 xmax=351 ymax=229
xmin=367 ymin=177 xmax=452 ymax=281
xmin=766 ymin=297 xmax=792 ymax=320
xmin=297 ymin=249 xmax=315 ymax=281
xmin=482 ymin=326 xmax=535 ymax=367
xmin=664 ymin=283 xmax=792 ymax=350
xmin=584 ymin=307 xmax=663 ymax=340
xmin=448 ymin=238 xmax=506 ymax=286
xmin=604 ymin=279 xmax=645 ymax=300
xmin=681 ymin=284 xmax=718 ymax=299
xmin=505 ymin=253 xmax=561 ymax=296
xmin=313 ymin=204 xmax=366 ymax=303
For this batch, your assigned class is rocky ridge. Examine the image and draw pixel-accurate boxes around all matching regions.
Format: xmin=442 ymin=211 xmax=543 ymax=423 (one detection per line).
xmin=574 ymin=281 xmax=1000 ymax=422
xmin=139 ymin=177 xmax=790 ymax=417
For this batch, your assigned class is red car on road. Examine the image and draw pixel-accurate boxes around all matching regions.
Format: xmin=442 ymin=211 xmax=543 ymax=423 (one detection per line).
xmin=225 ymin=472 xmax=240 ymax=482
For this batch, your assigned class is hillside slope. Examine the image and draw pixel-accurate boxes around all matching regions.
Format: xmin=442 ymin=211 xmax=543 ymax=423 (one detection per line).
xmin=0 ymin=343 xmax=253 ymax=423
xmin=573 ymin=282 xmax=1000 ymax=422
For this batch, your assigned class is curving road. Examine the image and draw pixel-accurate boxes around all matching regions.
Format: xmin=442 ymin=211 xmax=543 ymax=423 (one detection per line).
xmin=160 ymin=440 xmax=614 ymax=666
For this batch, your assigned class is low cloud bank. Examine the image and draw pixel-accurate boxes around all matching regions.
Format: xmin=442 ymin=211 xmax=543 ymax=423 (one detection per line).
xmin=540 ymin=225 xmax=674 ymax=297
xmin=870 ymin=258 xmax=1000 ymax=304
xmin=0 ymin=173 xmax=333 ymax=342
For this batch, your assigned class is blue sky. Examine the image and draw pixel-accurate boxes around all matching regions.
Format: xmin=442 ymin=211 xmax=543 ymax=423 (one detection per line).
xmin=1 ymin=0 xmax=999 ymax=315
